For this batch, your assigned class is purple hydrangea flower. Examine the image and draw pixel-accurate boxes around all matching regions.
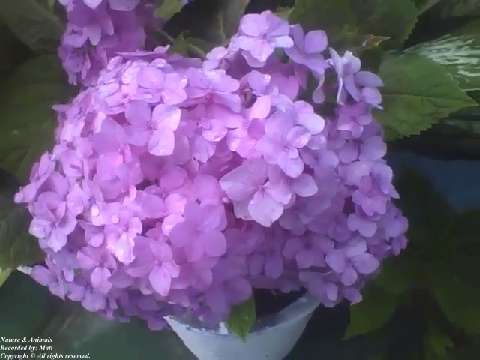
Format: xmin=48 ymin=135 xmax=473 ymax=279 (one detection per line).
xmin=58 ymin=0 xmax=159 ymax=85
xmin=16 ymin=11 xmax=407 ymax=329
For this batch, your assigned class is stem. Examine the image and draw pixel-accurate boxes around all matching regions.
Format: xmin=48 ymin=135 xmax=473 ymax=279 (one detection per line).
xmin=156 ymin=29 xmax=206 ymax=59
xmin=156 ymin=29 xmax=175 ymax=44
xmin=418 ymin=0 xmax=442 ymax=15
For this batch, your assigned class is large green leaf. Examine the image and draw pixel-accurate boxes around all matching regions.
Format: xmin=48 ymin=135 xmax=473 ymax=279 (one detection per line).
xmin=430 ymin=211 xmax=480 ymax=335
xmin=226 ymin=297 xmax=256 ymax=340
xmin=5 ymin=54 xmax=67 ymax=85
xmin=40 ymin=304 xmax=194 ymax=359
xmin=394 ymin=169 xmax=454 ymax=249
xmin=431 ymin=266 xmax=480 ymax=335
xmin=0 ymin=55 xmax=72 ymax=182
xmin=423 ymin=321 xmax=454 ymax=360
xmin=0 ymin=0 xmax=62 ymax=52
xmin=452 ymin=339 xmax=480 ymax=360
xmin=0 ymin=24 xmax=30 ymax=77
xmin=290 ymin=0 xmax=418 ymax=49
xmin=0 ymin=172 xmax=42 ymax=269
xmin=164 ymin=0 xmax=250 ymax=48
xmin=218 ymin=0 xmax=250 ymax=40
xmin=374 ymin=254 xmax=419 ymax=295
xmin=0 ymin=267 xmax=12 ymax=287
xmin=377 ymin=54 xmax=476 ymax=140
xmin=437 ymin=0 xmax=480 ymax=17
xmin=290 ymin=0 xmax=357 ymax=36
xmin=345 ymin=285 xmax=398 ymax=338
xmin=0 ymin=272 xmax=61 ymax=337
xmin=155 ymin=0 xmax=184 ymax=23
xmin=350 ymin=0 xmax=418 ymax=48
xmin=407 ymin=34 xmax=480 ymax=91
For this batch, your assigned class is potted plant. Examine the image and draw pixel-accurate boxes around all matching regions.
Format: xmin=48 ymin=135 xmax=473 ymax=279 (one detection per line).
xmin=1 ymin=1 xmax=479 ymax=359
xmin=13 ymin=6 xmax=409 ymax=359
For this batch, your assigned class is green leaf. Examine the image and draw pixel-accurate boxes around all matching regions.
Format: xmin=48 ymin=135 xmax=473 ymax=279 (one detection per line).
xmin=169 ymin=33 xmax=208 ymax=58
xmin=3 ymin=54 xmax=67 ymax=86
xmin=290 ymin=0 xmax=418 ymax=49
xmin=0 ymin=268 xmax=12 ymax=287
xmin=164 ymin=0 xmax=249 ymax=47
xmin=350 ymin=0 xmax=418 ymax=48
xmin=0 ymin=151 xmax=42 ymax=271
xmin=226 ymin=297 xmax=256 ymax=340
xmin=407 ymin=34 xmax=480 ymax=91
xmin=430 ymin=211 xmax=480 ymax=335
xmin=40 ymin=303 xmax=193 ymax=359
xmin=416 ymin=0 xmax=442 ymax=14
xmin=424 ymin=322 xmax=454 ymax=360
xmin=276 ymin=7 xmax=293 ymax=20
xmin=219 ymin=0 xmax=250 ymax=40
xmin=431 ymin=267 xmax=480 ymax=335
xmin=290 ymin=0 xmax=357 ymax=35
xmin=437 ymin=0 xmax=480 ymax=17
xmin=0 ymin=272 xmax=61 ymax=337
xmin=0 ymin=0 xmax=62 ymax=52
xmin=0 ymin=273 xmax=194 ymax=358
xmin=0 ymin=55 xmax=72 ymax=181
xmin=155 ymin=0 xmax=184 ymax=23
xmin=377 ymin=54 xmax=476 ymax=140
xmin=345 ymin=285 xmax=398 ymax=338
xmin=452 ymin=339 xmax=480 ymax=360
xmin=374 ymin=254 xmax=419 ymax=295
xmin=0 ymin=175 xmax=42 ymax=268
xmin=394 ymin=169 xmax=453 ymax=248
xmin=0 ymin=24 xmax=29 ymax=77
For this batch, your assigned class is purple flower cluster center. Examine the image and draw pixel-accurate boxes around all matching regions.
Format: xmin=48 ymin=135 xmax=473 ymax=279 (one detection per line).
xmin=16 ymin=10 xmax=408 ymax=329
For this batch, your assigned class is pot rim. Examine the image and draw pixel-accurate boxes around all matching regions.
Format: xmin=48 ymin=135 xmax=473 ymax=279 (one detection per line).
xmin=165 ymin=294 xmax=320 ymax=338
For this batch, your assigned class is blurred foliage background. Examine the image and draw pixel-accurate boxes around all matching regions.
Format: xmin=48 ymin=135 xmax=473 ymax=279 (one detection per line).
xmin=0 ymin=0 xmax=479 ymax=359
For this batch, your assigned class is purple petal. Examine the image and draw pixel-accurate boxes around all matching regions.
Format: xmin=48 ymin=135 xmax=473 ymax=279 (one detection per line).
xmin=351 ymin=253 xmax=380 ymax=274
xmin=326 ymin=250 xmax=346 ymax=273
xmin=148 ymin=130 xmax=175 ymax=156
xmin=90 ymin=267 xmax=112 ymax=294
xmin=152 ymin=104 xmax=181 ymax=131
xmin=304 ymin=30 xmax=328 ymax=54
xmin=292 ymin=174 xmax=318 ymax=197
xmin=265 ymin=254 xmax=283 ymax=279
xmin=355 ymin=71 xmax=383 ymax=87
xmin=248 ymin=190 xmax=283 ymax=227
xmin=149 ymin=265 xmax=172 ymax=296
xmin=201 ymin=231 xmax=227 ymax=257
xmin=249 ymin=95 xmax=271 ymax=119
xmin=108 ymin=0 xmax=140 ymax=11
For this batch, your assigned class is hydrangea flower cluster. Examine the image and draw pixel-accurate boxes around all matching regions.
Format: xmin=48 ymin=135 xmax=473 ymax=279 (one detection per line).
xmin=16 ymin=11 xmax=408 ymax=329
xmin=58 ymin=0 xmax=159 ymax=85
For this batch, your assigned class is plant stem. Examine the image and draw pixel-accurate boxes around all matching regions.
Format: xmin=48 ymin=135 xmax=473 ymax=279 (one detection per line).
xmin=418 ymin=0 xmax=442 ymax=15
xmin=156 ymin=29 xmax=206 ymax=59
